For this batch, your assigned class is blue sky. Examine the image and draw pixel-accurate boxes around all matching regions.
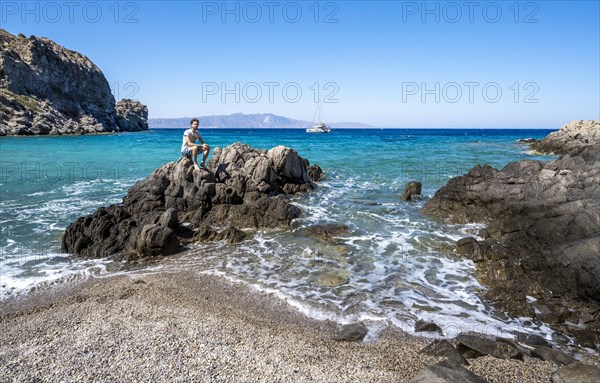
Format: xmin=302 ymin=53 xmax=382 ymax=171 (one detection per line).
xmin=2 ymin=0 xmax=599 ymax=127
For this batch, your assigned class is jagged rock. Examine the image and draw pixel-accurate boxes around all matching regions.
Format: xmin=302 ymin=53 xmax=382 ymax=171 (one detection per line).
xmin=419 ymin=340 xmax=469 ymax=366
xmin=305 ymin=224 xmax=351 ymax=242
xmin=135 ymin=224 xmax=180 ymax=257
xmin=567 ymin=328 xmax=600 ymax=350
xmin=483 ymin=286 xmax=533 ymax=318
xmin=401 ymin=181 xmax=422 ymax=201
xmin=308 ymin=163 xmax=324 ymax=182
xmin=512 ymin=332 xmax=551 ymax=348
xmin=332 ymin=323 xmax=367 ymax=342
xmin=62 ymin=143 xmax=319 ymax=258
xmin=409 ymin=360 xmax=489 ymax=383
xmin=529 ymin=120 xmax=599 ymax=155
xmin=455 ymin=237 xmax=484 ymax=262
xmin=551 ymin=362 xmax=600 ymax=383
xmin=531 ymin=301 xmax=569 ymax=324
xmin=115 ymin=99 xmax=148 ymax=132
xmin=414 ymin=320 xmax=443 ymax=334
xmin=422 ymin=121 xmax=600 ymax=344
xmin=531 ymin=346 xmax=575 ymax=366
xmin=159 ymin=208 xmax=179 ymax=230
xmin=454 ymin=333 xmax=522 ymax=360
xmin=193 ymin=225 xmax=248 ymax=244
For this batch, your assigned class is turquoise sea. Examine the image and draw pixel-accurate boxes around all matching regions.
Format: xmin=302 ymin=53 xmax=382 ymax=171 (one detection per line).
xmin=0 ymin=128 xmax=557 ymax=340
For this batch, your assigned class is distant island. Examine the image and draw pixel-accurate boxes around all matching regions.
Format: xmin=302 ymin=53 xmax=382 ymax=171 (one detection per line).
xmin=149 ymin=113 xmax=372 ymax=129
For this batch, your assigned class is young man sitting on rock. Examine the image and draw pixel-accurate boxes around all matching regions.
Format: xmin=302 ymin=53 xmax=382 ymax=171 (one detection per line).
xmin=181 ymin=118 xmax=210 ymax=171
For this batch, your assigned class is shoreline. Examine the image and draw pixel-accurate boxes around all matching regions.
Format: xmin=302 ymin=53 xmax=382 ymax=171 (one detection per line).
xmin=0 ymin=270 xmax=579 ymax=382
xmin=0 ymin=127 xmax=557 ymax=137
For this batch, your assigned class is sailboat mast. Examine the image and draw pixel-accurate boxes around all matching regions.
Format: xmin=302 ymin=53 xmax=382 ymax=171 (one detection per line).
xmin=312 ymin=103 xmax=321 ymax=123
xmin=318 ymin=103 xmax=321 ymax=123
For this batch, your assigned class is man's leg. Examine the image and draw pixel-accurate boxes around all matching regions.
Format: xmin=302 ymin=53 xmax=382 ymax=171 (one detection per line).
xmin=200 ymin=145 xmax=211 ymax=167
xmin=192 ymin=146 xmax=201 ymax=170
xmin=183 ymin=148 xmax=193 ymax=162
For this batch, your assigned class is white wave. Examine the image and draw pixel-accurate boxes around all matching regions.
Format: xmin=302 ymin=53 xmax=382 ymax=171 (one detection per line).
xmin=0 ymin=252 xmax=117 ymax=300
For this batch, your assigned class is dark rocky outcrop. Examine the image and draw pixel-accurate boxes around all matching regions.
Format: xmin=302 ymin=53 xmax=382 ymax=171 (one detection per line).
xmin=455 ymin=237 xmax=484 ymax=262
xmin=0 ymin=29 xmax=147 ymax=135
xmin=531 ymin=346 xmax=575 ymax=366
xmin=115 ymin=99 xmax=148 ymax=132
xmin=62 ymin=143 xmax=318 ymax=259
xmin=400 ymin=181 xmax=422 ymax=201
xmin=409 ymin=360 xmax=489 ymax=383
xmin=193 ymin=225 xmax=248 ymax=244
xmin=331 ymin=323 xmax=368 ymax=342
xmin=417 ymin=333 xmax=595 ymax=381
xmin=419 ymin=340 xmax=469 ymax=366
xmin=414 ymin=319 xmax=443 ymax=334
xmin=422 ymin=120 xmax=600 ymax=346
xmin=454 ymin=334 xmax=522 ymax=360
xmin=551 ymin=362 xmax=600 ymax=383
xmin=307 ymin=163 xmax=324 ymax=182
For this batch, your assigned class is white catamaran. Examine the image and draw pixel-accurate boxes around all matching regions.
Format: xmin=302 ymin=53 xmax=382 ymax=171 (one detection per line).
xmin=306 ymin=103 xmax=331 ymax=133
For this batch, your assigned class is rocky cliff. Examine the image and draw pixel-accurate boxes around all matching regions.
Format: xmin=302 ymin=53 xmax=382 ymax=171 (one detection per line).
xmin=62 ymin=143 xmax=323 ymax=259
xmin=422 ymin=120 xmax=600 ymax=348
xmin=0 ymin=29 xmax=147 ymax=135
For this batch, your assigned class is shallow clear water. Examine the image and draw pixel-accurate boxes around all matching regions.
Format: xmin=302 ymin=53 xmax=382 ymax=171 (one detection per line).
xmin=0 ymin=128 xmax=556 ymax=339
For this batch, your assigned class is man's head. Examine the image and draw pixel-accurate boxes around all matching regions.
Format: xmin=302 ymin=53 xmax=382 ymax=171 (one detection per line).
xmin=190 ymin=118 xmax=199 ymax=130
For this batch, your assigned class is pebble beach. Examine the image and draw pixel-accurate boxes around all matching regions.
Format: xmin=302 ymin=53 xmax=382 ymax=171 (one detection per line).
xmin=2 ymin=272 xmax=589 ymax=383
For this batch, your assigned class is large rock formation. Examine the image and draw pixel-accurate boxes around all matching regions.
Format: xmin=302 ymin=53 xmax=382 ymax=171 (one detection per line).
xmin=0 ymin=29 xmax=147 ymax=135
xmin=62 ymin=143 xmax=322 ymax=259
xmin=422 ymin=120 xmax=600 ymax=347
xmin=115 ymin=99 xmax=148 ymax=132
xmin=529 ymin=120 xmax=599 ymax=155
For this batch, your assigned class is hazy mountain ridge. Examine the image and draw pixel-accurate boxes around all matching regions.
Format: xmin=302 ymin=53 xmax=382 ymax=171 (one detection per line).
xmin=149 ymin=113 xmax=371 ymax=129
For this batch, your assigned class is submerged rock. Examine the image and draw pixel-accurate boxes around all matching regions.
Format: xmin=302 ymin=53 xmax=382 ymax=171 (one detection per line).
xmin=62 ymin=143 xmax=319 ymax=259
xmin=315 ymin=270 xmax=350 ymax=287
xmin=305 ymin=224 xmax=351 ymax=243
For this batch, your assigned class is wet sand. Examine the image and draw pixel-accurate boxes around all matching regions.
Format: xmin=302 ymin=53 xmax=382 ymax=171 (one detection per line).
xmin=0 ymin=271 xmax=585 ymax=382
